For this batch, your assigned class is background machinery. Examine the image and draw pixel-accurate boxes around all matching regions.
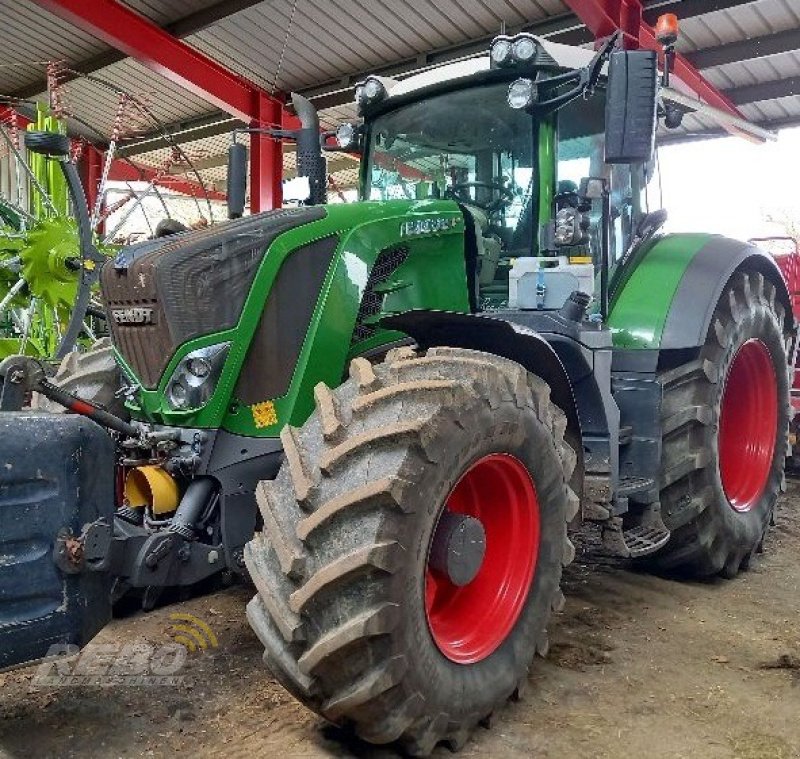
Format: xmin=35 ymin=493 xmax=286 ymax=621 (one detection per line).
xmin=1 ymin=17 xmax=797 ymax=755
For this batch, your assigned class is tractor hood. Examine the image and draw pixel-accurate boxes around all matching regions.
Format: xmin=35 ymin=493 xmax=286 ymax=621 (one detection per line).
xmin=103 ymin=199 xmax=469 ymax=433
xmin=101 ymin=206 xmax=326 ymax=389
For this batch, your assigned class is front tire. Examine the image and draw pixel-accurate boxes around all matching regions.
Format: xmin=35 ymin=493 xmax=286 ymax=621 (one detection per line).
xmin=32 ymin=337 xmax=127 ymax=418
xmin=652 ymin=271 xmax=790 ymax=577
xmin=244 ymin=346 xmax=578 ymax=755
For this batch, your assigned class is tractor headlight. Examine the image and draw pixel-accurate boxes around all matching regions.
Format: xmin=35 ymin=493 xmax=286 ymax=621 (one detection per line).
xmin=512 ymin=35 xmax=537 ymax=62
xmin=507 ymin=78 xmax=537 ymax=109
xmin=335 ymin=122 xmax=357 ymax=149
xmin=490 ymin=36 xmax=512 ymax=67
xmin=166 ymin=342 xmax=230 ymax=411
xmin=490 ymin=33 xmax=539 ymax=67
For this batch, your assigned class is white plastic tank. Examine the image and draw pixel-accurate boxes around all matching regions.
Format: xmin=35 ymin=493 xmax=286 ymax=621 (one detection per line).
xmin=509 ymin=256 xmax=595 ymax=310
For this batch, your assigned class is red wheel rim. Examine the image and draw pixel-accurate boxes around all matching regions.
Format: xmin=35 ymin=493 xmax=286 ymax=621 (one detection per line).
xmin=425 ymin=453 xmax=540 ymax=664
xmin=718 ymin=339 xmax=778 ymax=512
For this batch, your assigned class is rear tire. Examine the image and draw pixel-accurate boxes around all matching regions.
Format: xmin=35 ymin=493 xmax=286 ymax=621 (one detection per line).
xmin=651 ymin=271 xmax=789 ymax=577
xmin=244 ymin=346 xmax=578 ymax=755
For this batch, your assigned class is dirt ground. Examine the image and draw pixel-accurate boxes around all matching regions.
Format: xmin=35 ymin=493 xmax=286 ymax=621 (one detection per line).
xmin=2 ymin=484 xmax=799 ymax=759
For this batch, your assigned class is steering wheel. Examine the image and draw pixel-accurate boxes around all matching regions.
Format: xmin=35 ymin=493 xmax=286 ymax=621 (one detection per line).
xmin=445 ymin=181 xmax=515 ymax=214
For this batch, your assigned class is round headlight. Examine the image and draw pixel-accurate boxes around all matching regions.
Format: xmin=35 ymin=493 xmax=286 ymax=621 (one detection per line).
xmin=355 ymin=84 xmax=366 ymax=105
xmin=490 ymin=38 xmax=512 ymax=66
xmin=187 ymin=357 xmax=211 ymax=378
xmin=507 ymin=78 xmax=536 ymax=110
xmin=363 ymin=78 xmax=383 ymax=100
xmin=169 ymin=380 xmax=189 ymax=410
xmin=512 ymin=36 xmax=537 ymax=62
xmin=335 ymin=122 xmax=356 ymax=149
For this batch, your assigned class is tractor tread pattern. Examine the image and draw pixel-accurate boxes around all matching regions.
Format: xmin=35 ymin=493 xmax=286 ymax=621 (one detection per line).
xmin=649 ymin=270 xmax=789 ymax=577
xmin=245 ymin=346 xmax=576 ymax=754
xmin=32 ymin=337 xmax=126 ymax=417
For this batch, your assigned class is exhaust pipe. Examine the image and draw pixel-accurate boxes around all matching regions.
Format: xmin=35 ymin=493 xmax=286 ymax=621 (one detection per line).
xmin=226 ymin=92 xmax=327 ymax=217
xmin=291 ymin=93 xmax=327 ymax=206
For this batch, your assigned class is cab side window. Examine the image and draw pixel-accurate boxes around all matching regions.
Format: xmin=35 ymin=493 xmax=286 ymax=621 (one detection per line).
xmin=557 ymin=96 xmax=641 ymax=262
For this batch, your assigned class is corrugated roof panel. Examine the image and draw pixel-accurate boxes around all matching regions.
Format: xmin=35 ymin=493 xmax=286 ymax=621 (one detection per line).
xmin=0 ymin=1 xmax=109 ymax=94
xmin=124 ymin=0 xmax=222 ymax=26
xmin=703 ymin=50 xmax=800 ymax=100
xmin=755 ymin=0 xmax=800 ymax=30
xmin=678 ymin=0 xmax=800 ymax=51
xmin=188 ymin=0 xmax=568 ymax=93
xmin=22 ymin=59 xmax=217 ymax=144
xmin=3 ymin=0 xmax=800 ymax=196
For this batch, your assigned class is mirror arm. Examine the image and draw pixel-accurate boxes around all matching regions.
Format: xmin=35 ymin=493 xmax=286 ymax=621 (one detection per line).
xmin=531 ymin=31 xmax=620 ymax=116
xmin=531 ymin=85 xmax=582 ymax=115
xmin=587 ymin=32 xmax=621 ymax=90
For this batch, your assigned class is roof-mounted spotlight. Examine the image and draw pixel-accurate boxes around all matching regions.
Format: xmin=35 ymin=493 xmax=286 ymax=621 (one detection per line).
xmin=490 ymin=33 xmax=539 ymax=68
xmin=511 ymin=34 xmax=537 ymax=62
xmin=490 ymin=35 xmax=513 ymax=67
xmin=355 ymin=76 xmax=390 ymax=114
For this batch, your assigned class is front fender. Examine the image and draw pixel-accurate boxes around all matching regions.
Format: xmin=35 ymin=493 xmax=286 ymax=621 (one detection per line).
xmin=381 ymin=309 xmax=580 ymax=444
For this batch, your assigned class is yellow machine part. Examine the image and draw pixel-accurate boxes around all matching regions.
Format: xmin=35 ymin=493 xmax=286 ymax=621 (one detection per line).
xmin=124 ymin=465 xmax=180 ymax=515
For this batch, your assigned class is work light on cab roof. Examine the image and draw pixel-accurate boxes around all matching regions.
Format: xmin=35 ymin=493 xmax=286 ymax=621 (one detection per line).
xmin=490 ymin=33 xmax=538 ymax=67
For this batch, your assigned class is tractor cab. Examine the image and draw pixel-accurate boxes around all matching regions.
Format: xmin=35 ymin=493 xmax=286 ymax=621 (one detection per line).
xmin=332 ymin=33 xmax=659 ymax=315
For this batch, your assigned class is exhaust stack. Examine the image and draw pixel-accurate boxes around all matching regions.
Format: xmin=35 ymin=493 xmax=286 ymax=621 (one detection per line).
xmin=226 ymin=93 xmax=327 ymax=217
xmin=291 ymin=93 xmax=327 ymax=205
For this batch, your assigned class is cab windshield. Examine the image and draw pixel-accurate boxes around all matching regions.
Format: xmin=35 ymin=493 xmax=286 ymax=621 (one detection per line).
xmin=363 ymin=82 xmax=535 ymax=257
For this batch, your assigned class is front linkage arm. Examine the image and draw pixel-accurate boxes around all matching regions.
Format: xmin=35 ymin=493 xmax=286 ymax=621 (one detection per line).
xmin=0 ymin=353 xmax=140 ymax=437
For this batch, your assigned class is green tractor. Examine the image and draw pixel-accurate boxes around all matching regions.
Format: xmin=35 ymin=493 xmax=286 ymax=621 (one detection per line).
xmin=0 ymin=26 xmax=795 ymax=755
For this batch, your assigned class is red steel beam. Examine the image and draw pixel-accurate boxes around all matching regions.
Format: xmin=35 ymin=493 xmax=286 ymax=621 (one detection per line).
xmin=32 ymin=0 xmax=282 ymax=124
xmin=562 ymin=0 xmax=744 ymax=119
xmin=0 ymin=107 xmax=32 ymax=128
xmin=250 ymin=98 xmax=284 ymax=214
xmin=104 ymin=153 xmax=228 ymax=202
xmin=31 ymin=0 xmax=297 ymax=210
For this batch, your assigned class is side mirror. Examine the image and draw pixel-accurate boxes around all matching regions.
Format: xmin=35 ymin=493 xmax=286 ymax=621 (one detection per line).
xmin=604 ymin=50 xmax=658 ymax=165
xmin=227 ymin=142 xmax=247 ymax=219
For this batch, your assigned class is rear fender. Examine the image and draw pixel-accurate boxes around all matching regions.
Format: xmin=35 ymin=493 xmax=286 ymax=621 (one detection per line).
xmin=661 ymin=238 xmax=793 ymax=350
xmin=609 ymin=233 xmax=794 ymax=351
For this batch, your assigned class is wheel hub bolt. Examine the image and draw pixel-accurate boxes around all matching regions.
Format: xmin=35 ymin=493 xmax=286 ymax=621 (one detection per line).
xmin=429 ymin=511 xmax=486 ymax=586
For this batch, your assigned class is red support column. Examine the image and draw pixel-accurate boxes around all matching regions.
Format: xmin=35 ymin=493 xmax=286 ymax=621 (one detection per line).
xmin=561 ymin=0 xmax=744 ymax=119
xmin=81 ymin=144 xmax=103 ymax=225
xmin=249 ymin=95 xmax=283 ymax=214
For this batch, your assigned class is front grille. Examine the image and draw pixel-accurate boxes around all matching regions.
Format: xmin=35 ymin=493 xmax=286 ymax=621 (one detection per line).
xmin=102 ymin=257 xmax=170 ymax=388
xmin=351 ymin=244 xmax=409 ymax=345
xmin=101 ymin=207 xmax=326 ymax=389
